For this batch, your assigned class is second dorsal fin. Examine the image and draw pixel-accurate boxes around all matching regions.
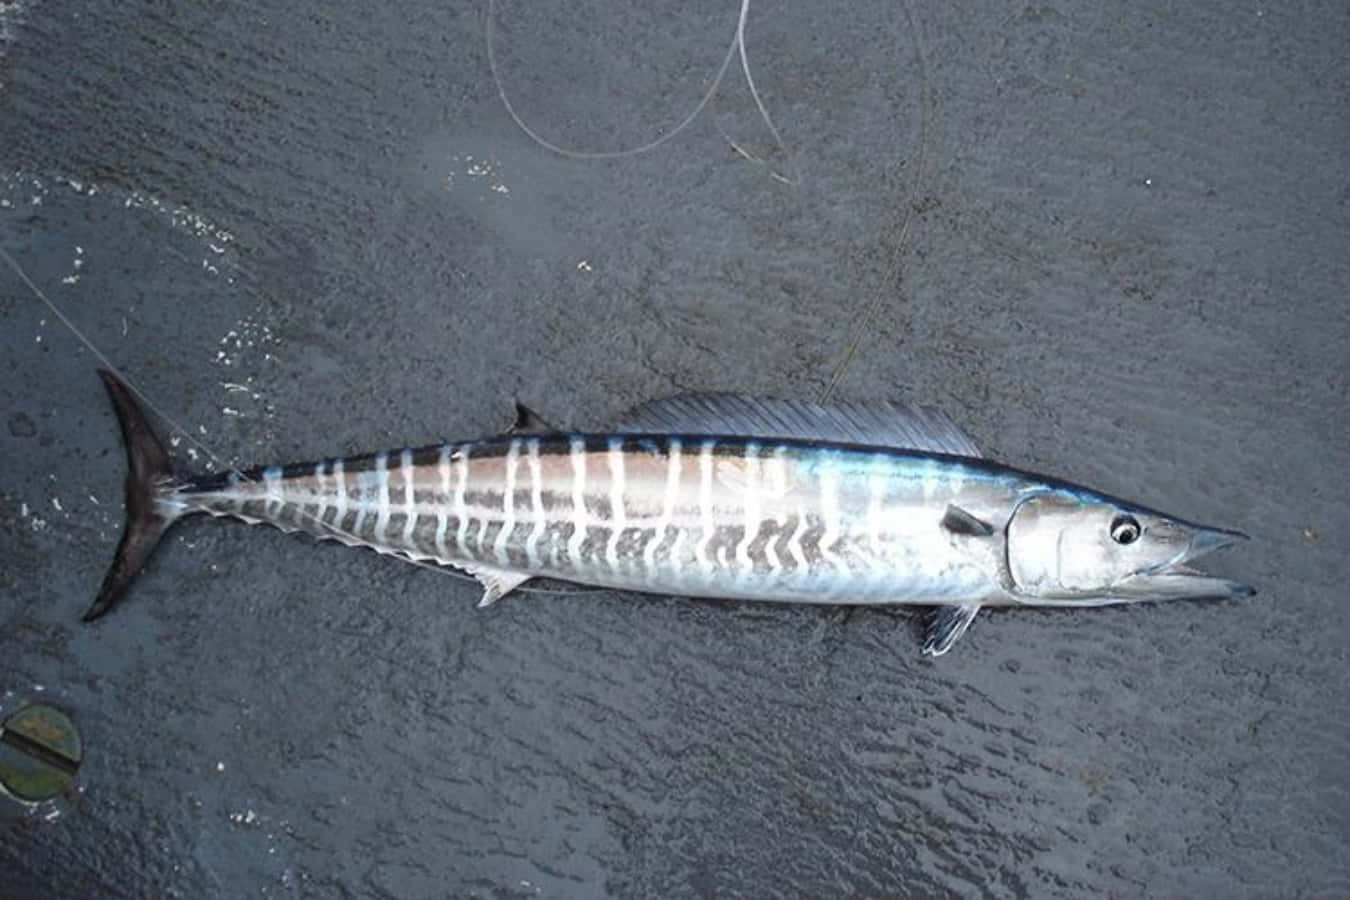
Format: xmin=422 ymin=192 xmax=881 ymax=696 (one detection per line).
xmin=509 ymin=402 xmax=558 ymax=434
xmin=610 ymin=393 xmax=981 ymax=457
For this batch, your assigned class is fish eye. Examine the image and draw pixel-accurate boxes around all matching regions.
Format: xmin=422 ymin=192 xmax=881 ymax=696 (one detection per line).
xmin=1110 ymin=515 xmax=1141 ymax=545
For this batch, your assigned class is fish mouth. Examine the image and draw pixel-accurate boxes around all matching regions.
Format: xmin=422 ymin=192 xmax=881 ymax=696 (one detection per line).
xmin=1111 ymin=525 xmax=1255 ymax=601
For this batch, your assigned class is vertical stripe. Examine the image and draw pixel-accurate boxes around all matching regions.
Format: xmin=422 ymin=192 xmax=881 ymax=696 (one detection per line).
xmin=435 ymin=444 xmax=451 ymax=559
xmin=262 ymin=465 xmax=282 ymax=519
xmin=316 ymin=461 xmax=336 ymax=531
xmin=351 ymin=468 xmax=369 ymax=538
xmin=865 ymin=452 xmax=888 ymax=578
xmin=947 ymin=463 xmax=966 ymax=497
xmin=525 ymin=438 xmax=543 ymax=568
xmin=646 ymin=437 xmax=681 ymax=574
xmin=696 ymin=439 xmax=715 ymax=579
xmin=606 ymin=437 xmax=626 ymax=571
xmin=333 ymin=458 xmax=348 ymax=533
xmin=311 ymin=460 xmax=328 ymax=530
xmin=921 ymin=457 xmax=938 ymax=502
xmin=786 ymin=504 xmax=809 ymax=573
xmin=735 ymin=441 xmax=761 ymax=578
xmin=568 ymin=436 xmax=587 ymax=565
xmin=399 ymin=447 xmax=416 ymax=549
xmin=496 ymin=438 xmax=519 ymax=565
xmin=818 ymin=451 xmax=844 ymax=578
xmin=453 ymin=443 xmax=470 ymax=554
xmin=762 ymin=445 xmax=788 ymax=574
xmin=373 ymin=451 xmax=392 ymax=546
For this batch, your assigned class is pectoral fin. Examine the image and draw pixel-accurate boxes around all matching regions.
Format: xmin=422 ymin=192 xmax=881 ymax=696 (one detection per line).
xmin=923 ymin=603 xmax=980 ymax=656
xmin=940 ymin=505 xmax=994 ymax=537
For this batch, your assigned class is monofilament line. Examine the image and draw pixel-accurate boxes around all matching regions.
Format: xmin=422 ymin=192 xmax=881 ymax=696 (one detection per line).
xmin=486 ymin=0 xmax=797 ymax=183
xmin=1 ymin=245 xmax=229 ymax=471
xmin=819 ymin=0 xmax=932 ymax=403
xmin=1 ymin=244 xmax=598 ymax=596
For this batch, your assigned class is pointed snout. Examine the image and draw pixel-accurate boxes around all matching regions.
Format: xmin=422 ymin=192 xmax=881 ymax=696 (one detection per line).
xmin=1122 ymin=522 xmax=1255 ymax=600
xmin=1175 ymin=525 xmax=1255 ymax=598
xmin=1186 ymin=525 xmax=1249 ymax=559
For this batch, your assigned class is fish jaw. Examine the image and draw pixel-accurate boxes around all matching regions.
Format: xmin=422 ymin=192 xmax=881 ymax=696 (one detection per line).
xmin=1106 ymin=525 xmax=1254 ymax=603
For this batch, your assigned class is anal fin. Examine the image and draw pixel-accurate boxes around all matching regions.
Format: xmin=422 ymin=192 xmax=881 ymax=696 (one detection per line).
xmin=461 ymin=563 xmax=531 ymax=608
xmin=923 ymin=604 xmax=980 ymax=656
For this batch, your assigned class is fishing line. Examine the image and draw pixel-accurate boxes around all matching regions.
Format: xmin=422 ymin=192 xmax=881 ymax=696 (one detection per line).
xmin=490 ymin=0 xmax=931 ymax=400
xmin=0 ymin=244 xmax=603 ymax=598
xmin=1 ymin=245 xmax=230 ymax=472
xmin=818 ymin=0 xmax=932 ymax=404
xmin=487 ymin=0 xmax=797 ymax=184
xmin=6 ymin=0 xmax=922 ymax=602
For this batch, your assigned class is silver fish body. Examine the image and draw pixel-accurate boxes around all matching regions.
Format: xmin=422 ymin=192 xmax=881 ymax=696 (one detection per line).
xmin=174 ymin=435 xmax=1021 ymax=606
xmin=88 ymin=373 xmax=1252 ymax=655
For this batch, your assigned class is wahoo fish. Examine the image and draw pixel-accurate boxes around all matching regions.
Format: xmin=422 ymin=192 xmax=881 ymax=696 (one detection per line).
xmin=87 ymin=370 xmax=1252 ymax=655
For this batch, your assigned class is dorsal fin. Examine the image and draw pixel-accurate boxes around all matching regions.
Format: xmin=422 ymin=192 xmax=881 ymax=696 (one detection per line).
xmin=610 ymin=393 xmax=981 ymax=457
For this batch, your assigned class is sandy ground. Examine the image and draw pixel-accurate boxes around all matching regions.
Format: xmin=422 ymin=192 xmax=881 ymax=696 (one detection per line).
xmin=1 ymin=1 xmax=1347 ymax=895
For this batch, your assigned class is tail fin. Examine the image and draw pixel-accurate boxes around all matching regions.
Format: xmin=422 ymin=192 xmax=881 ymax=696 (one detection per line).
xmin=84 ymin=370 xmax=181 ymax=621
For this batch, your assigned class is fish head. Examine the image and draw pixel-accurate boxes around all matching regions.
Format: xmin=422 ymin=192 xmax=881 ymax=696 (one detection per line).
xmin=1004 ymin=492 xmax=1253 ymax=604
